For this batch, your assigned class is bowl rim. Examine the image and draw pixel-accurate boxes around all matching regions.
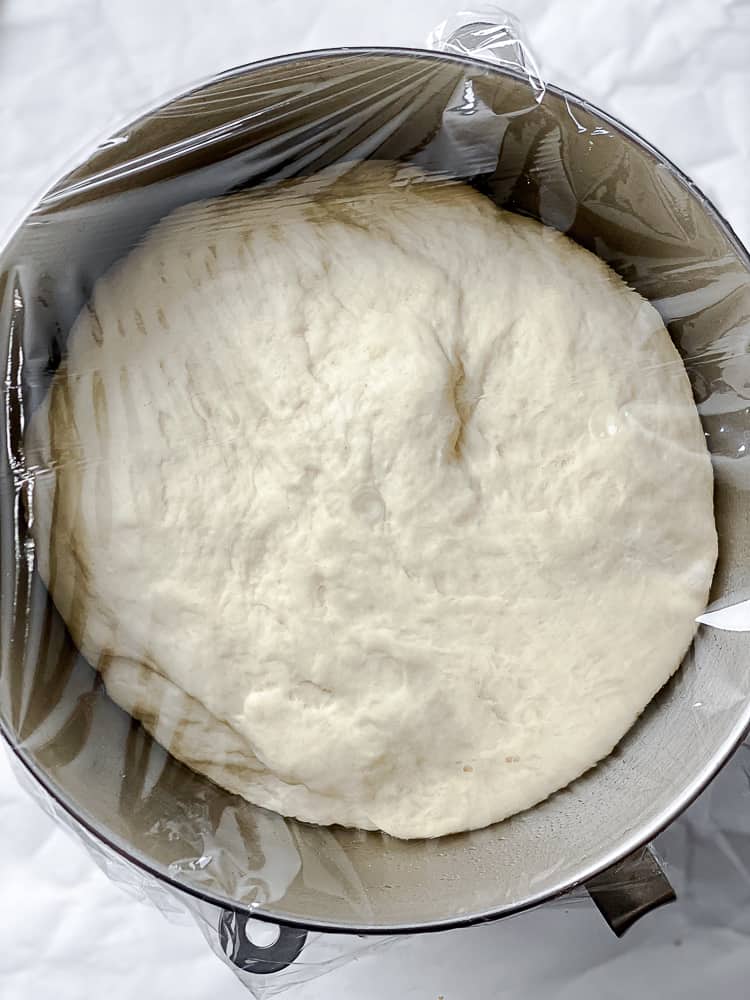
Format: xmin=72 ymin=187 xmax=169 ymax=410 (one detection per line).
xmin=2 ymin=43 xmax=750 ymax=936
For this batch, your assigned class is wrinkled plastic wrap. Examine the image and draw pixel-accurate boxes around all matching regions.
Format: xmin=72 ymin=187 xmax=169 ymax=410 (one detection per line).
xmin=2 ymin=6 xmax=750 ymax=997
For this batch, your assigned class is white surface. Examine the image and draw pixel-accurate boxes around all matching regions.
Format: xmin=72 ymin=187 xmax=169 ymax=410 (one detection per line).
xmin=1 ymin=0 xmax=750 ymax=997
xmin=698 ymin=598 xmax=750 ymax=631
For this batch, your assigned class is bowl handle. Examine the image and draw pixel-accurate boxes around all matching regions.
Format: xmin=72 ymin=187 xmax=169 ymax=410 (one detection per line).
xmin=218 ymin=910 xmax=308 ymax=975
xmin=585 ymin=845 xmax=675 ymax=936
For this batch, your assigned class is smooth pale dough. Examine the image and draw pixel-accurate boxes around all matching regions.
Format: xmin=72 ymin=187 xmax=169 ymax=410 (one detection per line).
xmin=27 ymin=163 xmax=717 ymax=839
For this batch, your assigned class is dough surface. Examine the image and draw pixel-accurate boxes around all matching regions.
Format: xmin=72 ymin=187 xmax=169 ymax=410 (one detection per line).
xmin=27 ymin=164 xmax=717 ymax=839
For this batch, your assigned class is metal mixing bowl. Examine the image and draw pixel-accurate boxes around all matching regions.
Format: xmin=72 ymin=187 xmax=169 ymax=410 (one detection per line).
xmin=2 ymin=48 xmax=750 ymax=944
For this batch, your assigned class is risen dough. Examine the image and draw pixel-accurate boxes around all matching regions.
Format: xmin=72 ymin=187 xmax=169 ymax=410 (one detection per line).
xmin=27 ymin=164 xmax=717 ymax=839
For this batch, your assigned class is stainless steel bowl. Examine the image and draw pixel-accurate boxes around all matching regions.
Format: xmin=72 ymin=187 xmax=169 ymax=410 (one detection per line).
xmin=2 ymin=48 xmax=750 ymax=944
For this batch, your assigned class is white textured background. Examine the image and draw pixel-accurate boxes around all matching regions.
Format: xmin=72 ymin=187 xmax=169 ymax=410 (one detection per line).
xmin=1 ymin=1 xmax=750 ymax=997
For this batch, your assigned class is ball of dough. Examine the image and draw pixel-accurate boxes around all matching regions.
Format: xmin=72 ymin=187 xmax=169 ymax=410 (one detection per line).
xmin=27 ymin=164 xmax=717 ymax=839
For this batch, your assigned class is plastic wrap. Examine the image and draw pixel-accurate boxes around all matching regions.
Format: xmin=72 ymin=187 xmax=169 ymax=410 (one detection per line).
xmin=2 ymin=6 xmax=750 ymax=998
